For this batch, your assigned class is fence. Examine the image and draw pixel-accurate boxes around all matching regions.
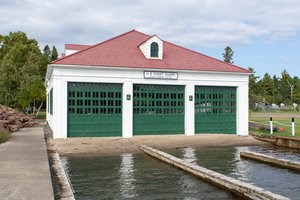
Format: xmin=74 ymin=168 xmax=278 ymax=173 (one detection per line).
xmin=250 ymin=117 xmax=297 ymax=137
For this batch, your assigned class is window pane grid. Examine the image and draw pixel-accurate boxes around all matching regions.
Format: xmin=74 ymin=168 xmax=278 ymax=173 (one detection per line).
xmin=133 ymin=84 xmax=185 ymax=135
xmin=195 ymin=86 xmax=236 ymax=134
xmin=68 ymin=82 xmax=122 ymax=115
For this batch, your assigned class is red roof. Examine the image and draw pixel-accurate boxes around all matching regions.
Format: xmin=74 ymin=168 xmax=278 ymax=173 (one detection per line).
xmin=54 ymin=30 xmax=249 ymax=73
xmin=65 ymin=44 xmax=91 ymax=51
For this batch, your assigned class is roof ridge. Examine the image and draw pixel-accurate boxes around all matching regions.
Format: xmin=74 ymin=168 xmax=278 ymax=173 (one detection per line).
xmin=162 ymin=40 xmax=249 ymax=73
xmin=52 ymin=29 xmax=139 ymax=64
xmin=65 ymin=44 xmax=92 ymax=47
xmin=137 ymin=34 xmax=164 ymax=47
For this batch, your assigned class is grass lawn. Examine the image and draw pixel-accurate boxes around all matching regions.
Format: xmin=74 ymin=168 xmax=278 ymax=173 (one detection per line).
xmin=0 ymin=131 xmax=11 ymax=144
xmin=250 ymin=117 xmax=300 ymax=137
xmin=36 ymin=110 xmax=46 ymax=120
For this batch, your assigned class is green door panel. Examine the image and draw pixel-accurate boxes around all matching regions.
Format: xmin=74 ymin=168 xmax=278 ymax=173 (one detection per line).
xmin=133 ymin=84 xmax=184 ymax=135
xmin=195 ymin=86 xmax=236 ymax=134
xmin=67 ymin=82 xmax=122 ymax=137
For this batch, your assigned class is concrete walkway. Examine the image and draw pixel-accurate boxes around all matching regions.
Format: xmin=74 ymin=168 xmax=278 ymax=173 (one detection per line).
xmin=0 ymin=127 xmax=54 ymax=200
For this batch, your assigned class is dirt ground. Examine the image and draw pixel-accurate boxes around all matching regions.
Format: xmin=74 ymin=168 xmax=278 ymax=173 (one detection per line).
xmin=52 ymin=134 xmax=265 ymax=156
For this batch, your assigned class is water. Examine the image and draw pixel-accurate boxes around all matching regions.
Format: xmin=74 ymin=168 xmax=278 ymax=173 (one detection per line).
xmin=62 ymin=146 xmax=300 ymax=200
xmin=170 ymin=146 xmax=300 ymax=199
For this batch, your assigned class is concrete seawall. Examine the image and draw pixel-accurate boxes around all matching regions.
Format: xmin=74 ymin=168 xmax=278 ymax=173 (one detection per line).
xmin=250 ymin=133 xmax=300 ymax=149
xmin=240 ymin=151 xmax=300 ymax=171
xmin=275 ymin=136 xmax=300 ymax=149
xmin=44 ymin=125 xmax=75 ymax=200
xmin=140 ymin=145 xmax=289 ymax=200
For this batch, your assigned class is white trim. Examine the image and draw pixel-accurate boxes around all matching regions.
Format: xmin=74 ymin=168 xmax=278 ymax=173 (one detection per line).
xmin=122 ymin=81 xmax=133 ymax=138
xmin=138 ymin=35 xmax=163 ymax=59
xmin=49 ymin=64 xmax=251 ymax=76
xmin=185 ymin=83 xmax=195 ymax=136
xmin=46 ymin=65 xmax=249 ymax=138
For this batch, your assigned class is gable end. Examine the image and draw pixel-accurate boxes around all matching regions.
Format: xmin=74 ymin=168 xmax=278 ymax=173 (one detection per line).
xmin=139 ymin=35 xmax=163 ymax=60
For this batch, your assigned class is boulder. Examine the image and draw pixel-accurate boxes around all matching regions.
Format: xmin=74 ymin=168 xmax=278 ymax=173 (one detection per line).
xmin=20 ymin=116 xmax=31 ymax=123
xmin=7 ymin=125 xmax=19 ymax=132
xmin=7 ymin=115 xmax=16 ymax=122
xmin=0 ymin=104 xmax=38 ymax=132
xmin=0 ymin=105 xmax=8 ymax=112
xmin=13 ymin=120 xmax=23 ymax=128
xmin=0 ymin=120 xmax=8 ymax=128
xmin=23 ymin=121 xmax=35 ymax=128
xmin=5 ymin=110 xmax=15 ymax=116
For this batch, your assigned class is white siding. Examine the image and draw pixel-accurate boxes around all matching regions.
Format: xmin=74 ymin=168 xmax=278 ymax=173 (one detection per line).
xmin=65 ymin=49 xmax=79 ymax=56
xmin=46 ymin=65 xmax=249 ymax=138
xmin=139 ymin=36 xmax=163 ymax=59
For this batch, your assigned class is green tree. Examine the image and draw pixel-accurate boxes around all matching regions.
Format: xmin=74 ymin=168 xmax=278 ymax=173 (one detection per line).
xmin=43 ymin=45 xmax=51 ymax=63
xmin=257 ymin=73 xmax=276 ymax=103
xmin=51 ymin=46 xmax=58 ymax=61
xmin=0 ymin=31 xmax=46 ymax=114
xmin=279 ymin=70 xmax=294 ymax=105
xmin=222 ymin=46 xmax=234 ymax=64
xmin=292 ymin=76 xmax=300 ymax=104
xmin=272 ymin=75 xmax=282 ymax=104
xmin=248 ymin=67 xmax=260 ymax=109
xmin=18 ymin=77 xmax=45 ymax=115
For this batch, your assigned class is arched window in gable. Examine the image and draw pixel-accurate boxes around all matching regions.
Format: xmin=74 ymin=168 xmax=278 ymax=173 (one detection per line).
xmin=150 ymin=42 xmax=159 ymax=58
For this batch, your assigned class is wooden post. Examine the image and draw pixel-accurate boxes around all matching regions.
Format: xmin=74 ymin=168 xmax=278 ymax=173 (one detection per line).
xmin=270 ymin=117 xmax=273 ymax=135
xmin=292 ymin=118 xmax=295 ymax=137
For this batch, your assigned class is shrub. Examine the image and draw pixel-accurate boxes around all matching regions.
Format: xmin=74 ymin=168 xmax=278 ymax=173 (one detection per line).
xmin=0 ymin=131 xmax=11 ymax=144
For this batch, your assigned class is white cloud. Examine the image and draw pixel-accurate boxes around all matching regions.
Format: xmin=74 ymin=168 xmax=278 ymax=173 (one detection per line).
xmin=1 ymin=0 xmax=300 ymax=52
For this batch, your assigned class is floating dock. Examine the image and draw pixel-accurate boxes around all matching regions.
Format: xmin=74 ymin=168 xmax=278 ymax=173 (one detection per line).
xmin=140 ymin=145 xmax=289 ymax=200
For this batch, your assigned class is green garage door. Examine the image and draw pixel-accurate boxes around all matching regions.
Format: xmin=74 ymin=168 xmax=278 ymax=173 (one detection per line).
xmin=195 ymin=86 xmax=236 ymax=134
xmin=67 ymin=82 xmax=122 ymax=137
xmin=133 ymin=84 xmax=184 ymax=135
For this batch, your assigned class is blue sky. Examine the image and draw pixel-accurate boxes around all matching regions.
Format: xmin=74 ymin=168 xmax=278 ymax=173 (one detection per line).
xmin=1 ymin=0 xmax=300 ymax=79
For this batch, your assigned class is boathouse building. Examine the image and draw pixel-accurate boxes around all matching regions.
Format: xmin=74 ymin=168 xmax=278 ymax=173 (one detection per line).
xmin=46 ymin=30 xmax=250 ymax=139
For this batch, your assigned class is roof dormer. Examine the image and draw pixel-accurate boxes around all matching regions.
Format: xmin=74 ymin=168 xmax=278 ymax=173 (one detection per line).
xmin=139 ymin=35 xmax=163 ymax=60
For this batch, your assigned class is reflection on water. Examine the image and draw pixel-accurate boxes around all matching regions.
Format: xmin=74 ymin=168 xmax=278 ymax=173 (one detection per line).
xmin=232 ymin=147 xmax=251 ymax=182
xmin=178 ymin=147 xmax=198 ymax=200
xmin=182 ymin=147 xmax=197 ymax=163
xmin=174 ymin=146 xmax=300 ymax=199
xmin=63 ymin=145 xmax=300 ymax=200
xmin=119 ymin=153 xmax=136 ymax=199
xmin=64 ymin=152 xmax=236 ymax=200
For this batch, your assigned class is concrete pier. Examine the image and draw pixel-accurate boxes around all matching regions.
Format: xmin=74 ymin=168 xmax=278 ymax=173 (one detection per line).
xmin=240 ymin=151 xmax=300 ymax=171
xmin=250 ymin=133 xmax=300 ymax=149
xmin=0 ymin=127 xmax=54 ymax=200
xmin=44 ymin=124 xmax=75 ymax=200
xmin=140 ymin=145 xmax=289 ymax=200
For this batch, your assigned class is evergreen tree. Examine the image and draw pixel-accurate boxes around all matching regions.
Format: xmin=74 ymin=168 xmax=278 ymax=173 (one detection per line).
xmin=272 ymin=75 xmax=282 ymax=104
xmin=279 ymin=70 xmax=293 ymax=105
xmin=43 ymin=45 xmax=51 ymax=63
xmin=258 ymin=73 xmax=275 ymax=103
xmin=51 ymin=45 xmax=58 ymax=61
xmin=222 ymin=46 xmax=234 ymax=64
xmin=248 ymin=67 xmax=260 ymax=108
xmin=292 ymin=76 xmax=300 ymax=105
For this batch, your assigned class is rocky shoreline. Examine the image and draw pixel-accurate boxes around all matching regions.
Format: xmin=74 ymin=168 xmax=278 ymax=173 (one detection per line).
xmin=0 ymin=104 xmax=38 ymax=132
